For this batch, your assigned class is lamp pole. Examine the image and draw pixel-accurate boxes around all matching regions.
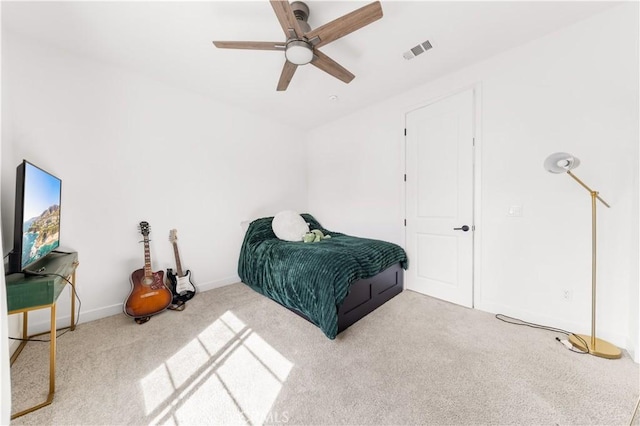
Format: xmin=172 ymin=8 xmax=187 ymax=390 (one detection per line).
xmin=590 ymin=190 xmax=597 ymax=351
xmin=566 ymin=171 xmax=607 ymax=350
xmin=564 ymin=170 xmax=620 ymax=359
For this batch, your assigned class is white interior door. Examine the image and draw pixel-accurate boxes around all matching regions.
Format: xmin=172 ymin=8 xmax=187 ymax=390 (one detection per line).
xmin=405 ymin=88 xmax=475 ymax=307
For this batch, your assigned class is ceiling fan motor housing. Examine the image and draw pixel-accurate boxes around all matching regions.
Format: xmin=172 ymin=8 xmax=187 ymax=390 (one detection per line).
xmin=291 ymin=1 xmax=311 ymax=34
xmin=291 ymin=2 xmax=309 ymax=22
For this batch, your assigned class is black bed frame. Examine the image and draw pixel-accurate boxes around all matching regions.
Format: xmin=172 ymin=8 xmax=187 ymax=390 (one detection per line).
xmin=288 ymin=263 xmax=404 ymax=335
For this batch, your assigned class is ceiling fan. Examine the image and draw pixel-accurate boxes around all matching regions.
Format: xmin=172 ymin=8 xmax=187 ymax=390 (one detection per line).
xmin=213 ymin=0 xmax=383 ymax=91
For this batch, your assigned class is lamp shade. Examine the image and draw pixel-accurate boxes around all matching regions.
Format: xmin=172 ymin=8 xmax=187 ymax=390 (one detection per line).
xmin=544 ymin=152 xmax=581 ymax=173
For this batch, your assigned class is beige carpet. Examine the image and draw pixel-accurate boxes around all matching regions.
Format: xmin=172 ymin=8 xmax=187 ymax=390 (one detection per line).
xmin=9 ymin=283 xmax=639 ymax=425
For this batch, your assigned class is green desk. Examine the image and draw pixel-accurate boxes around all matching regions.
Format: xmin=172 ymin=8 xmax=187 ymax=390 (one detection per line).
xmin=6 ymin=251 xmax=79 ymax=419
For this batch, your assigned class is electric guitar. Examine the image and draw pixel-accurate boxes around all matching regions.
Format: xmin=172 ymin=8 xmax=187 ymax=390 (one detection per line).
xmin=167 ymin=229 xmax=196 ymax=304
xmin=124 ymin=221 xmax=172 ymax=320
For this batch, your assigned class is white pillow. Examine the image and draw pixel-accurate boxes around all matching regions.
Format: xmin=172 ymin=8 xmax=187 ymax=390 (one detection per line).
xmin=272 ymin=210 xmax=309 ymax=241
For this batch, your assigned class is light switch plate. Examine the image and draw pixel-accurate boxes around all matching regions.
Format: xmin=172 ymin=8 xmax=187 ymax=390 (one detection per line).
xmin=507 ymin=205 xmax=523 ymax=217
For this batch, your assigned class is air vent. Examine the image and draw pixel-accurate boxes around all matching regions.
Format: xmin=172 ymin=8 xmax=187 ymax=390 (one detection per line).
xmin=403 ymin=40 xmax=433 ymax=60
xmin=410 ymin=45 xmax=424 ymax=57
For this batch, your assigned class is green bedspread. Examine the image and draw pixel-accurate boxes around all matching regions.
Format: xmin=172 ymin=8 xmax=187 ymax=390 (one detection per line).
xmin=238 ymin=214 xmax=408 ymax=339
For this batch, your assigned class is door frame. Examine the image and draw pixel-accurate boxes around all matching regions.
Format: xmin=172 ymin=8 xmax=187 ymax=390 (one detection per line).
xmin=401 ymin=82 xmax=483 ymax=308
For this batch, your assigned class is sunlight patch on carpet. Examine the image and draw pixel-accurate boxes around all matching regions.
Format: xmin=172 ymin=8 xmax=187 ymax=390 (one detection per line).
xmin=141 ymin=310 xmax=293 ymax=425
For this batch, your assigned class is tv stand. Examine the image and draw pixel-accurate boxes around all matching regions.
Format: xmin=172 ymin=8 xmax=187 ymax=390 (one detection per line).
xmin=52 ymin=249 xmax=74 ymax=255
xmin=6 ymin=251 xmax=79 ymax=419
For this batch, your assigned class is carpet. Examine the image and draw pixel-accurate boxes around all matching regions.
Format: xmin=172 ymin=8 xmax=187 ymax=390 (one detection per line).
xmin=9 ymin=283 xmax=639 ymax=425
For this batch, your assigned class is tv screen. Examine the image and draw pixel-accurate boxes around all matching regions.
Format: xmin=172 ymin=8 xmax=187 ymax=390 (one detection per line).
xmin=8 ymin=160 xmax=62 ymax=274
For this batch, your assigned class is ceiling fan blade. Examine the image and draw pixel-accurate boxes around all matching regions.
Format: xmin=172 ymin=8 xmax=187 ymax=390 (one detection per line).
xmin=277 ymin=61 xmax=298 ymax=91
xmin=213 ymin=41 xmax=285 ymax=51
xmin=310 ymin=50 xmax=355 ymax=84
xmin=270 ymin=0 xmax=304 ymax=38
xmin=305 ymin=1 xmax=383 ymax=49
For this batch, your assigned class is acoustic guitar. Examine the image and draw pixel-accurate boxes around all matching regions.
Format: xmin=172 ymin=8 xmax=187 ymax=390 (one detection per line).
xmin=124 ymin=221 xmax=172 ymax=321
xmin=167 ymin=229 xmax=196 ymax=304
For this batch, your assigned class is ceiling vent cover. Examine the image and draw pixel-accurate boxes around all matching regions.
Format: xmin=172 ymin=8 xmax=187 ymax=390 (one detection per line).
xmin=403 ymin=40 xmax=433 ymax=60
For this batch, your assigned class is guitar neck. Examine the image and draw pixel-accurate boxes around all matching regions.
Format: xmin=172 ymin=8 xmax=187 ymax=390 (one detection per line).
xmin=172 ymin=242 xmax=184 ymax=276
xmin=144 ymin=237 xmax=153 ymax=279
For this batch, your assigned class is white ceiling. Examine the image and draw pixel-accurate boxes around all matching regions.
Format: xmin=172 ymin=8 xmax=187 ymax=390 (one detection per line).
xmin=2 ymin=1 xmax=618 ymax=130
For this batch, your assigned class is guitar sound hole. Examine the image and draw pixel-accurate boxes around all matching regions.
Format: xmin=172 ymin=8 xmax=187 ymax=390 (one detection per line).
xmin=142 ymin=277 xmax=154 ymax=286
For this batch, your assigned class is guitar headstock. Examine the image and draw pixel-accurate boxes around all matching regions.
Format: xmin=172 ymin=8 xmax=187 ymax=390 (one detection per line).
xmin=169 ymin=229 xmax=178 ymax=243
xmin=139 ymin=221 xmax=151 ymax=237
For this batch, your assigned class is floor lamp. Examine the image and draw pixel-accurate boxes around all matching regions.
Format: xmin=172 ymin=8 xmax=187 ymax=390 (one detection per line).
xmin=544 ymin=152 xmax=621 ymax=359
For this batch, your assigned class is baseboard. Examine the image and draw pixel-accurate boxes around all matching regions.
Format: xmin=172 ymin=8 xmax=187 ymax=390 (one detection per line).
xmin=626 ymin=336 xmax=639 ymax=363
xmin=76 ymin=303 xmax=125 ymax=325
xmin=25 ymin=302 xmax=124 ymax=336
xmin=476 ymin=300 xmax=631 ymax=356
xmin=9 ymin=339 xmax=21 ymax=357
xmin=7 ymin=315 xmax=22 ymax=356
xmin=195 ymin=275 xmax=240 ymax=293
xmin=25 ymin=275 xmax=242 ymax=334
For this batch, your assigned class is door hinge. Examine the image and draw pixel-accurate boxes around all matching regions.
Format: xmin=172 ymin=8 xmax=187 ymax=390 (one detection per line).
xmin=404 ymin=174 xmax=407 ymax=182
xmin=404 ymin=128 xmax=407 ymax=136
xmin=472 ymin=137 xmax=475 ymax=146
xmin=404 ymin=219 xmax=407 ymax=227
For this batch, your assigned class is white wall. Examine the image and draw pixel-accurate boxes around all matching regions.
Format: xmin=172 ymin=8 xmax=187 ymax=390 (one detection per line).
xmin=307 ymin=4 xmax=639 ymax=359
xmin=0 ymin=230 xmax=10 ymax=425
xmin=0 ymin=6 xmax=11 ymax=420
xmin=1 ymin=32 xmax=307 ymax=333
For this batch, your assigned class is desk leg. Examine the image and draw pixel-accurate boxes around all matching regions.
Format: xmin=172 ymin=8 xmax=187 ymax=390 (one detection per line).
xmin=70 ymin=269 xmax=76 ymax=331
xmin=49 ymin=303 xmax=56 ymax=394
xmin=23 ymin=311 xmax=28 ymax=340
xmin=10 ymin=305 xmax=56 ymax=419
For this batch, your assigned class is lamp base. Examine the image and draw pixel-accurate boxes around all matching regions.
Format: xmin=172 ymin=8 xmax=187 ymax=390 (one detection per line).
xmin=569 ymin=334 xmax=622 ymax=359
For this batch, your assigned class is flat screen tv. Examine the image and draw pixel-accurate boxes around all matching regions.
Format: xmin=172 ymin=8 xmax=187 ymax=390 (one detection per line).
xmin=8 ymin=160 xmax=62 ymax=274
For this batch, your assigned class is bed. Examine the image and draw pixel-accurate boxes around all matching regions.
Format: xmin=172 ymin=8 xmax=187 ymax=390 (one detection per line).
xmin=238 ymin=213 xmax=408 ymax=339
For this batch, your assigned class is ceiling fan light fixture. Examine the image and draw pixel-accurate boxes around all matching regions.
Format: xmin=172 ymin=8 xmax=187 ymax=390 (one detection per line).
xmin=285 ymin=40 xmax=313 ymax=65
